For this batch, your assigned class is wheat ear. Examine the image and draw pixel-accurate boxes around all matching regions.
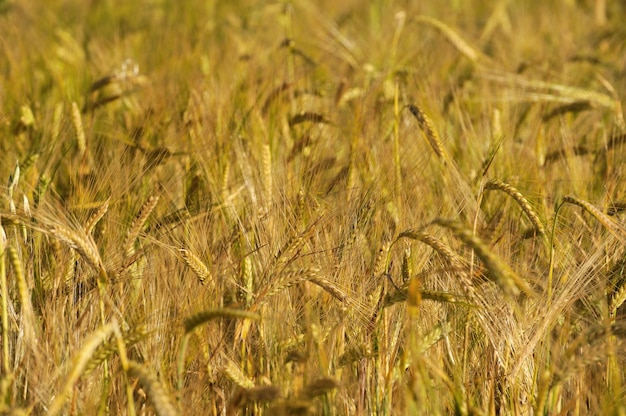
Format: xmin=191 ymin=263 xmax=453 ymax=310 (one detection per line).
xmin=405 ymin=104 xmax=448 ymax=163
xmin=432 ymin=218 xmax=534 ymax=297
xmin=84 ymin=199 xmax=110 ymax=235
xmin=6 ymin=246 xmax=37 ymax=345
xmin=71 ymin=101 xmax=86 ymax=156
xmin=563 ymin=195 xmax=626 ymax=242
xmin=484 ymin=179 xmax=546 ymax=238
xmin=414 ymin=15 xmax=481 ymax=62
xmin=127 ymin=361 xmax=178 ymax=416
xmin=124 ymin=195 xmax=159 ymax=258
xmin=180 ymin=248 xmax=212 ymax=285
xmin=48 ymin=323 xmax=115 ymax=416
xmin=395 ymin=229 xmax=475 ymax=296
xmin=183 ymin=308 xmax=261 ymax=333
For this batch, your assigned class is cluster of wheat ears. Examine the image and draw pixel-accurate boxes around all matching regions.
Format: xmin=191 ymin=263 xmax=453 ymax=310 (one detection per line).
xmin=1 ymin=0 xmax=626 ymax=414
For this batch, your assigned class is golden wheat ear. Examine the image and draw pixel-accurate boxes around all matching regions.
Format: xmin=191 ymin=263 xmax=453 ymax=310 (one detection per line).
xmin=431 ymin=218 xmax=535 ymax=298
xmin=404 ymin=104 xmax=448 ymax=164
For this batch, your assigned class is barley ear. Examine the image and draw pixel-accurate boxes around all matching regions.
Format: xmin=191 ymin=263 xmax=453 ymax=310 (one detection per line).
xmin=84 ymin=199 xmax=110 ymax=235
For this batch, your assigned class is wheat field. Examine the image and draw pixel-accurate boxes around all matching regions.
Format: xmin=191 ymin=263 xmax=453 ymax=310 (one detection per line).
xmin=1 ymin=0 xmax=626 ymax=414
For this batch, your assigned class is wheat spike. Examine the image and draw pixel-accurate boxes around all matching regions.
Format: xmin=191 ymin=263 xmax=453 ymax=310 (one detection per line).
xmin=416 ymin=321 xmax=449 ymax=354
xmin=6 ymin=246 xmax=37 ymax=346
xmin=405 ymin=104 xmax=448 ymax=163
xmin=84 ymin=199 xmax=110 ymax=235
xmin=395 ymin=228 xmax=476 ymax=296
xmin=306 ymin=274 xmax=348 ymax=303
xmin=48 ymin=223 xmax=104 ymax=275
xmin=372 ymin=241 xmax=391 ymax=277
xmin=432 ymin=218 xmax=534 ymax=297
xmin=484 ymin=179 xmax=546 ymax=238
xmin=302 ymin=377 xmax=340 ymax=399
xmin=563 ymin=195 xmax=626 ymax=242
xmin=183 ymin=308 xmax=261 ymax=333
xmin=223 ymin=359 xmax=255 ymax=389
xmin=127 ymin=361 xmax=178 ymax=416
xmin=71 ymin=101 xmax=86 ymax=156
xmin=242 ymin=385 xmax=282 ymax=403
xmin=414 ymin=15 xmax=482 ymax=63
xmin=262 ymin=143 xmax=272 ymax=206
xmin=124 ymin=195 xmax=159 ymax=258
xmin=180 ymin=248 xmax=212 ymax=285
xmin=48 ymin=323 xmax=115 ymax=416
xmin=85 ymin=324 xmax=148 ymax=375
